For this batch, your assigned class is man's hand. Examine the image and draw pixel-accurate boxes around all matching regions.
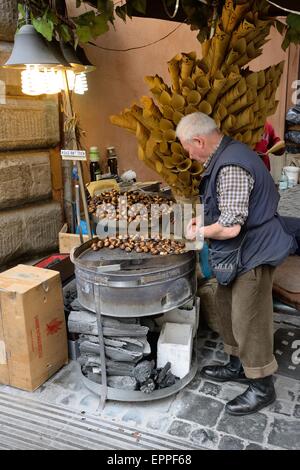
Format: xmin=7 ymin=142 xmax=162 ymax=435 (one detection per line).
xmin=186 ymin=216 xmax=202 ymax=240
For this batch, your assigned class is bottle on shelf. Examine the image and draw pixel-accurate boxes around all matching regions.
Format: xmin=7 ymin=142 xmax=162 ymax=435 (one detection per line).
xmin=89 ymin=146 xmax=101 ymax=181
xmin=279 ymin=168 xmax=288 ymax=191
xmin=107 ymin=146 xmax=118 ymax=177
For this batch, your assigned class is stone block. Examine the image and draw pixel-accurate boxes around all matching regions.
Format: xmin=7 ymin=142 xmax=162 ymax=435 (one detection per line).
xmin=0 ymin=200 xmax=62 ymax=265
xmin=268 ymin=417 xmax=300 ymax=450
xmin=190 ymin=428 xmax=219 ymax=449
xmin=217 ymin=412 xmax=268 ymax=443
xmin=167 ymin=420 xmax=192 ymax=438
xmin=0 ymin=2 xmax=18 ymax=41
xmin=0 ymin=150 xmax=52 ymax=208
xmin=174 ymin=392 xmax=224 ymax=427
xmin=219 ymin=435 xmax=245 ymax=450
xmin=0 ymin=96 xmax=60 ymax=150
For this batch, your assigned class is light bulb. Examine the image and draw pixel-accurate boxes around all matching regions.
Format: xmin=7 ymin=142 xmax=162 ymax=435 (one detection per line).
xmin=21 ymin=65 xmax=63 ymax=95
xmin=21 ymin=65 xmax=45 ymax=95
xmin=74 ymin=72 xmax=88 ymax=95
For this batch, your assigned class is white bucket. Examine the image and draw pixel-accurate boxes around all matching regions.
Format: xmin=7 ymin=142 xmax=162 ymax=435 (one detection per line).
xmin=283 ymin=166 xmax=299 ymax=187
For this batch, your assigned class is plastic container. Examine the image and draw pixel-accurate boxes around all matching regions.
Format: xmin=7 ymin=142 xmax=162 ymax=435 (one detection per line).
xmin=283 ymin=166 xmax=299 ymax=188
xmin=89 ymin=146 xmax=101 ymax=181
xmin=157 ymin=322 xmax=193 ymax=379
xmin=279 ymin=169 xmax=288 ymax=190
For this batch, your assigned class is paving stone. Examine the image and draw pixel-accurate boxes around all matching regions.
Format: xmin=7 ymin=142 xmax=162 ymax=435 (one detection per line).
xmin=293 ymin=404 xmax=300 ymax=418
xmin=275 ymin=376 xmax=299 ymax=402
xmin=190 ymin=428 xmax=219 ymax=449
xmin=268 ymin=399 xmax=294 ymax=417
xmin=186 ymin=371 xmax=202 ymax=391
xmin=199 ymin=381 xmax=222 ymax=397
xmin=146 ymin=415 xmax=170 ymax=432
xmin=245 ymin=443 xmax=265 ymax=450
xmin=218 ymin=412 xmax=268 ymax=443
xmin=218 ymin=435 xmax=245 ymax=450
xmin=173 ymin=392 xmax=224 ymax=427
xmin=199 ymin=348 xmax=215 ymax=359
xmin=268 ymin=418 xmax=300 ymax=450
xmin=167 ymin=420 xmax=192 ymax=438
xmin=215 ymin=351 xmax=229 ymax=362
xmin=204 ymin=340 xmax=217 ymax=348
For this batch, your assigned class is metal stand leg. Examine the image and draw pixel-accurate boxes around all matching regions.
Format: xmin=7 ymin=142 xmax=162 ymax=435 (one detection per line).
xmin=94 ymin=284 xmax=107 ymax=411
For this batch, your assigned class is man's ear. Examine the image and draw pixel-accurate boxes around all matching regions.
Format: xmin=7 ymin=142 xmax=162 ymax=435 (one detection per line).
xmin=192 ymin=136 xmax=204 ymax=148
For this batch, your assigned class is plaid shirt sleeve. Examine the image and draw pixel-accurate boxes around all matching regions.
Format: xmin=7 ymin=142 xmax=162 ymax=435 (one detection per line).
xmin=216 ymin=165 xmax=255 ymax=227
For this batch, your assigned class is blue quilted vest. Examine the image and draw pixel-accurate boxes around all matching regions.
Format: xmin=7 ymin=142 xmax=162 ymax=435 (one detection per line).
xmin=199 ymin=136 xmax=297 ymax=275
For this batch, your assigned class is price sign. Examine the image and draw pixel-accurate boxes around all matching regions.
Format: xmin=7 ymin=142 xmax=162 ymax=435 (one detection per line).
xmin=61 ymin=149 xmax=87 ymax=161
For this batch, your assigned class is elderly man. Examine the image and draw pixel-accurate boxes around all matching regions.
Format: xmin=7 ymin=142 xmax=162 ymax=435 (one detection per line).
xmin=176 ymin=112 xmax=297 ymax=416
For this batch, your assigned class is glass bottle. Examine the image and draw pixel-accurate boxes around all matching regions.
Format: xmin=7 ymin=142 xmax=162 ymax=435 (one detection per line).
xmin=107 ymin=146 xmax=118 ymax=176
xmin=89 ymin=146 xmax=101 ymax=181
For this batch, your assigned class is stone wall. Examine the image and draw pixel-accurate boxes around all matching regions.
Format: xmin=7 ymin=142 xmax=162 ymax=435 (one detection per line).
xmin=0 ymin=32 xmax=62 ymax=267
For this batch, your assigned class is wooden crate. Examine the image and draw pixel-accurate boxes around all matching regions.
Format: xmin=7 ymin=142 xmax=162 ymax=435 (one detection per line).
xmin=59 ymin=223 xmax=89 ymax=254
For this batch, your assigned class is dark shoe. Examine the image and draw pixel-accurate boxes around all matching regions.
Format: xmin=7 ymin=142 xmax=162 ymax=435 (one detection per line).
xmin=225 ymin=375 xmax=276 ymax=416
xmin=200 ymin=355 xmax=248 ymax=383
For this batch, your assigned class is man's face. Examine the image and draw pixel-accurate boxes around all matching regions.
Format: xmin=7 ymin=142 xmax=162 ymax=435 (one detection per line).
xmin=180 ymin=136 xmax=210 ymax=163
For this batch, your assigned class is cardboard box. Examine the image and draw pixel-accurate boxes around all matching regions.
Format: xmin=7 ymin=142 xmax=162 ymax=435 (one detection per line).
xmin=0 ymin=265 xmax=68 ymax=391
xmin=59 ymin=223 xmax=89 ymax=254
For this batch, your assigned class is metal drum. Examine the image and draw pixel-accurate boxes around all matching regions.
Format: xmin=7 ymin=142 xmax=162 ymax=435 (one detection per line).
xmin=71 ymin=240 xmax=197 ymax=317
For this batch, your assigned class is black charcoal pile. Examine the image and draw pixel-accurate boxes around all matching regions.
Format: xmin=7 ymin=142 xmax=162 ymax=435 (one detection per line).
xmin=68 ymin=306 xmax=177 ymax=393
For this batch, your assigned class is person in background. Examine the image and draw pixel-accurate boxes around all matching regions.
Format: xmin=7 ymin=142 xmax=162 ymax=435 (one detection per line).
xmin=255 ymin=121 xmax=285 ymax=171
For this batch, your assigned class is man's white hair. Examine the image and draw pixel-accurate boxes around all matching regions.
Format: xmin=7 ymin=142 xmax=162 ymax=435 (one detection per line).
xmin=176 ymin=112 xmax=218 ymax=142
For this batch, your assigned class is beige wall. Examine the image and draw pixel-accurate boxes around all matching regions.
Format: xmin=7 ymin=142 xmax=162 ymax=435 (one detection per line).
xmin=67 ymin=2 xmax=295 ymax=182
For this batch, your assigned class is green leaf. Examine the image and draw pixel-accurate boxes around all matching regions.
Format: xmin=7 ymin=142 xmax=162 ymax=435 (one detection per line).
xmin=76 ymin=0 xmax=82 ymax=7
xmin=91 ymin=14 xmax=109 ymax=36
xmin=97 ymin=0 xmax=114 ymax=21
xmin=115 ymin=5 xmax=127 ymax=21
xmin=76 ymin=25 xmax=92 ymax=43
xmin=18 ymin=3 xmax=26 ymax=18
xmin=59 ymin=24 xmax=72 ymax=42
xmin=32 ymin=17 xmax=54 ymax=41
xmin=131 ymin=0 xmax=147 ymax=15
xmin=287 ymin=14 xmax=300 ymax=33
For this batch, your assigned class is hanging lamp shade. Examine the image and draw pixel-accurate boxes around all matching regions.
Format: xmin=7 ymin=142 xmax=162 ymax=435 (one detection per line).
xmin=4 ymin=24 xmax=70 ymax=69
xmin=60 ymin=42 xmax=96 ymax=73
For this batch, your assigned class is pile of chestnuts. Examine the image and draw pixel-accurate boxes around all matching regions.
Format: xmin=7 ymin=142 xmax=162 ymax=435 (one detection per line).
xmin=90 ymin=235 xmax=185 ymax=256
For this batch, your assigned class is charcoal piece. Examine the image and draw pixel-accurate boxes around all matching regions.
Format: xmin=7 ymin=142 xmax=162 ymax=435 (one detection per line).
xmin=105 ymin=345 xmax=143 ymax=363
xmin=79 ymin=340 xmax=143 ymax=362
xmin=157 ymin=370 xmax=176 ymax=389
xmin=133 ymin=360 xmax=154 ymax=383
xmin=68 ymin=310 xmax=149 ymax=337
xmin=107 ymin=376 xmax=137 ymax=390
xmin=140 ymin=378 xmax=155 ymax=394
xmin=157 ymin=362 xmax=171 ymax=384
xmin=78 ymin=355 xmax=135 ymax=376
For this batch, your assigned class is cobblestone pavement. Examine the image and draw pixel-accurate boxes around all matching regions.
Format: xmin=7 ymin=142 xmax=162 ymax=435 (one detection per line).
xmin=1 ymin=323 xmax=299 ymax=450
